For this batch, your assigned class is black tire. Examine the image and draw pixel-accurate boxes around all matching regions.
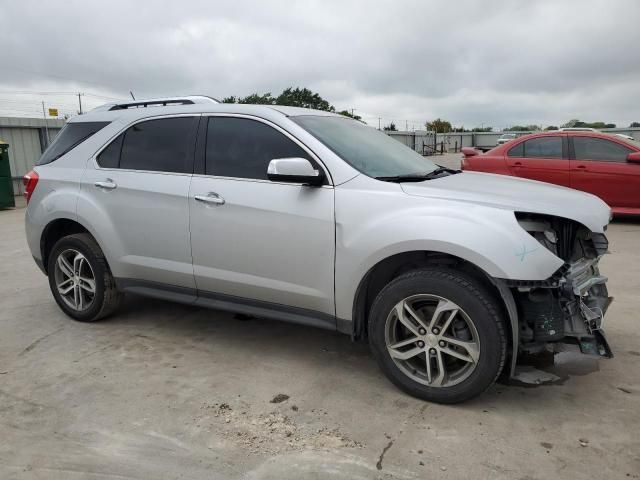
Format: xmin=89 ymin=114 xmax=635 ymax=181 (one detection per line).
xmin=47 ymin=233 xmax=122 ymax=322
xmin=368 ymin=267 xmax=506 ymax=404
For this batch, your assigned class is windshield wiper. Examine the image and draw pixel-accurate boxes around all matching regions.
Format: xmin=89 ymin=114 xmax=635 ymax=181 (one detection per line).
xmin=375 ymin=166 xmax=461 ymax=183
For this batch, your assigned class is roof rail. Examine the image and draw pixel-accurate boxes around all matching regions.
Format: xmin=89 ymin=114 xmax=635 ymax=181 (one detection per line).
xmin=92 ymin=95 xmax=220 ymax=112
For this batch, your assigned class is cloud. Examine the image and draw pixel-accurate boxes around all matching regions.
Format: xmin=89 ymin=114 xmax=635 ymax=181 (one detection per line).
xmin=0 ymin=0 xmax=639 ymax=126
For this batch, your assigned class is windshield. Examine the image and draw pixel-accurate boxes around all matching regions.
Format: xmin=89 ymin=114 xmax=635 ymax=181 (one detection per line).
xmin=292 ymin=116 xmax=438 ymax=178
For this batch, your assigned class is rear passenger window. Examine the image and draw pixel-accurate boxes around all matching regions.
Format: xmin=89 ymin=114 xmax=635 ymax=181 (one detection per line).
xmin=507 ymin=142 xmax=524 ymax=157
xmin=523 ymin=137 xmax=562 ymax=158
xmin=97 ymin=134 xmax=123 ymax=168
xmin=205 ymin=117 xmax=311 ymax=180
xmin=38 ymin=121 xmax=109 ymax=165
xmin=573 ymin=137 xmax=632 ymax=162
xmin=120 ymin=117 xmax=197 ymax=173
xmin=97 ymin=117 xmax=197 ymax=172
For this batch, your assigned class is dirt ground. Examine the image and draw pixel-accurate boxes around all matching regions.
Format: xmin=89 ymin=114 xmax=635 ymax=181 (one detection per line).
xmin=1 ymin=190 xmax=639 ymax=479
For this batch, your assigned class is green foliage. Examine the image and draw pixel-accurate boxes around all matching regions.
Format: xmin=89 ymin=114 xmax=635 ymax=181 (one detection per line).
xmin=223 ymin=93 xmax=275 ymax=104
xmin=471 ymin=126 xmax=493 ymax=132
xmin=561 ymin=119 xmax=616 ymax=129
xmin=505 ymin=125 xmax=539 ymax=132
xmin=221 ymin=86 xmax=337 ymax=112
xmin=275 ymin=87 xmax=334 ymax=111
xmin=337 ymin=110 xmax=363 ymax=122
xmin=425 ymin=118 xmax=452 ymax=133
xmin=630 ymin=122 xmax=640 ymax=128
xmin=545 ymin=125 xmax=559 ymax=130
xmin=383 ymin=122 xmax=397 ymax=131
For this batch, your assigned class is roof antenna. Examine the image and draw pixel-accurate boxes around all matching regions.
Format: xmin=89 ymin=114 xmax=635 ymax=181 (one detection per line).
xmin=129 ymin=91 xmax=136 ymax=100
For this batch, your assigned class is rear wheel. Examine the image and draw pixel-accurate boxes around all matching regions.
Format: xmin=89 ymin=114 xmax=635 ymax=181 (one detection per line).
xmin=369 ymin=267 xmax=506 ymax=404
xmin=47 ymin=233 xmax=122 ymax=322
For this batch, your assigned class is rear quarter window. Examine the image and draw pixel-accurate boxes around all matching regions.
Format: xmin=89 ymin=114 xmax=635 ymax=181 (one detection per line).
xmin=507 ymin=142 xmax=524 ymax=157
xmin=38 ymin=122 xmax=110 ymax=165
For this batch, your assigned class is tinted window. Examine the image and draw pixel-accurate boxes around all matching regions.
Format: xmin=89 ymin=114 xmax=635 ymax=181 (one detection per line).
xmin=524 ymin=137 xmax=562 ymax=158
xmin=507 ymin=142 xmax=524 ymax=157
xmin=119 ymin=117 xmax=197 ymax=173
xmin=38 ymin=121 xmax=109 ymax=165
xmin=206 ymin=117 xmax=311 ymax=179
xmin=573 ymin=136 xmax=633 ymax=162
xmin=97 ymin=134 xmax=123 ymax=168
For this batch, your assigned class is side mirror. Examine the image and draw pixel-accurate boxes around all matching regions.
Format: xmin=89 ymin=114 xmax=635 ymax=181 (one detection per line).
xmin=267 ymin=158 xmax=324 ymax=186
xmin=627 ymin=152 xmax=640 ymax=163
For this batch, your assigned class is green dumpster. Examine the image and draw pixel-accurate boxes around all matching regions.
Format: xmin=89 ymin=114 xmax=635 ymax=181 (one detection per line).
xmin=0 ymin=140 xmax=16 ymax=209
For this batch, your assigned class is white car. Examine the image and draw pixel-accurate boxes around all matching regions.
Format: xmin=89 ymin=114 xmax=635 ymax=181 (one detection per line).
xmin=614 ymin=133 xmax=636 ymax=142
xmin=23 ymin=96 xmax=613 ymax=403
xmin=496 ymin=133 xmax=517 ymax=145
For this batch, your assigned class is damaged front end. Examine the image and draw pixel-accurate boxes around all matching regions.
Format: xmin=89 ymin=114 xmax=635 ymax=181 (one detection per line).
xmin=509 ymin=213 xmax=613 ymax=364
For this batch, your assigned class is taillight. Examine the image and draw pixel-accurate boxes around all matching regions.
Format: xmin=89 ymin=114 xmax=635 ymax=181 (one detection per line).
xmin=22 ymin=170 xmax=39 ymax=204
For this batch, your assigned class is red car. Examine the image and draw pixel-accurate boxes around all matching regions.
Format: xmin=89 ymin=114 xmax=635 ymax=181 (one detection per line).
xmin=461 ymin=131 xmax=640 ymax=216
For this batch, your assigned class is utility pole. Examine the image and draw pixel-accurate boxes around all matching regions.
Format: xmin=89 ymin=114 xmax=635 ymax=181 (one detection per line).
xmin=77 ymin=92 xmax=83 ymax=114
xmin=41 ymin=101 xmax=50 ymax=145
xmin=378 ymin=117 xmax=381 ymax=130
xmin=405 ymin=120 xmax=408 ymax=131
xmin=351 ymin=108 xmax=355 ymax=117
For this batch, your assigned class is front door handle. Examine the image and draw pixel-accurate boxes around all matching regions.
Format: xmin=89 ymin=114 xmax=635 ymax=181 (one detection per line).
xmin=94 ymin=179 xmax=117 ymax=190
xmin=513 ymin=162 xmax=523 ymax=167
xmin=574 ymin=165 xmax=588 ymax=171
xmin=195 ymin=192 xmax=225 ymax=205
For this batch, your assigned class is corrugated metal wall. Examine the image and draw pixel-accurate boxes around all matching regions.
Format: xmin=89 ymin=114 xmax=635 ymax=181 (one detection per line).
xmin=0 ymin=117 xmax=64 ymax=193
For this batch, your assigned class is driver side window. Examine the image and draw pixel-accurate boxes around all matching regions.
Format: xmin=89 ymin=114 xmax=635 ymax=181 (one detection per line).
xmin=205 ymin=117 xmax=312 ymax=180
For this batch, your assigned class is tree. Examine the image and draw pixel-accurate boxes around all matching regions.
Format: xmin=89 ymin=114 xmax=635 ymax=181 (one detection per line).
xmin=222 ymin=87 xmax=336 ymax=111
xmin=561 ymin=119 xmax=616 ymax=129
xmin=630 ymin=122 xmax=640 ymax=128
xmin=240 ymin=93 xmax=276 ymax=104
xmin=545 ymin=125 xmax=559 ymax=130
xmin=383 ymin=122 xmax=397 ymax=131
xmin=222 ymin=93 xmax=275 ymax=104
xmin=276 ymin=87 xmax=334 ymax=111
xmin=471 ymin=126 xmax=493 ymax=132
xmin=425 ymin=118 xmax=452 ymax=133
xmin=505 ymin=125 xmax=539 ymax=132
xmin=337 ymin=110 xmax=364 ymax=122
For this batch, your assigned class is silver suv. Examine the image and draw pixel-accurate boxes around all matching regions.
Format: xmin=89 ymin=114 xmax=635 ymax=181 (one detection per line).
xmin=24 ymin=96 xmax=614 ymax=403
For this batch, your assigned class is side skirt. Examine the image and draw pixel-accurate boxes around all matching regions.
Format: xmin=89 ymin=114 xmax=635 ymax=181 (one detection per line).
xmin=115 ymin=278 xmax=339 ymax=332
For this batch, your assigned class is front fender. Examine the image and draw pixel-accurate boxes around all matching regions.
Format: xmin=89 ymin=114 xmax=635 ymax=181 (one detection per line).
xmin=334 ymin=184 xmax=563 ymax=321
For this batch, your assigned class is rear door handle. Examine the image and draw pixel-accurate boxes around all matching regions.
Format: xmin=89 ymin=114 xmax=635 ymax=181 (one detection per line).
xmin=513 ymin=162 xmax=523 ymax=167
xmin=574 ymin=165 xmax=588 ymax=171
xmin=195 ymin=192 xmax=225 ymax=205
xmin=94 ymin=179 xmax=117 ymax=190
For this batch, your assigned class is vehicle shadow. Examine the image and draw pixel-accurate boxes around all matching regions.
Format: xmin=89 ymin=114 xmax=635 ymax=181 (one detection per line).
xmin=94 ymin=294 xmax=600 ymax=412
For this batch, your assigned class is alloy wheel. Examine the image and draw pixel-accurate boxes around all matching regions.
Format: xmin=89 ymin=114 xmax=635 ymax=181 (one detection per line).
xmin=385 ymin=294 xmax=481 ymax=387
xmin=53 ymin=249 xmax=96 ymax=311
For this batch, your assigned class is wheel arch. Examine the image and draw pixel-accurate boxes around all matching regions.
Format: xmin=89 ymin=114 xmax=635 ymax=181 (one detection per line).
xmin=350 ymin=250 xmax=518 ymax=376
xmin=40 ymin=217 xmax=93 ymax=273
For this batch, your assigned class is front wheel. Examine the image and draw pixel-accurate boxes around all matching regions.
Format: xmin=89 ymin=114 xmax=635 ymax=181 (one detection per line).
xmin=368 ymin=268 xmax=506 ymax=404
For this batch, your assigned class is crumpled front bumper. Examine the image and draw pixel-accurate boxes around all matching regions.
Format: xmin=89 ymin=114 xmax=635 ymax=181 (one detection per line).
xmin=560 ymin=257 xmax=613 ymax=357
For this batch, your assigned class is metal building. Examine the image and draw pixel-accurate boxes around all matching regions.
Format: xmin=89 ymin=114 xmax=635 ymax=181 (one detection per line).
xmin=0 ymin=116 xmax=65 ymax=194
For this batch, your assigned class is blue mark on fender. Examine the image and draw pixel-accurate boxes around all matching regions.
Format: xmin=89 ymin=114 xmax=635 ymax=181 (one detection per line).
xmin=516 ymin=244 xmax=538 ymax=262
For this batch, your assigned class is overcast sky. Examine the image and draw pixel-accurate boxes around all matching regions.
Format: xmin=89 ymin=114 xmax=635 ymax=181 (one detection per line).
xmin=1 ymin=0 xmax=638 ymax=129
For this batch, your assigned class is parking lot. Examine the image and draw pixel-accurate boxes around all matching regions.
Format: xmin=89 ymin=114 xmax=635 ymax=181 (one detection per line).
xmin=1 ymin=194 xmax=639 ymax=480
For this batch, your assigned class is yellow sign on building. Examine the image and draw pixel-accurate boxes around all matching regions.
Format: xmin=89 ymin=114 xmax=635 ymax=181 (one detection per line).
xmin=48 ymin=108 xmax=59 ymax=117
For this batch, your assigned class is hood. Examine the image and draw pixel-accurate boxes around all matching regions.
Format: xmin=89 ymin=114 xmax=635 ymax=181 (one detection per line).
xmin=400 ymin=171 xmax=611 ymax=233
